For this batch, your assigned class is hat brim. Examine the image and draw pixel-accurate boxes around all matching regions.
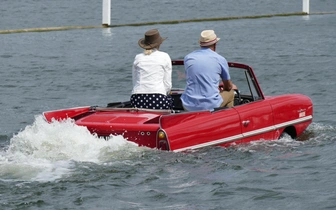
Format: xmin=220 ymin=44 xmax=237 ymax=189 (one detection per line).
xmin=199 ymin=37 xmax=220 ymax=47
xmin=138 ymin=37 xmax=167 ymax=49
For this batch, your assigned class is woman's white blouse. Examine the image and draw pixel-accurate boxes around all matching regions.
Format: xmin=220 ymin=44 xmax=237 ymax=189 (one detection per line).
xmin=132 ymin=50 xmax=172 ymax=95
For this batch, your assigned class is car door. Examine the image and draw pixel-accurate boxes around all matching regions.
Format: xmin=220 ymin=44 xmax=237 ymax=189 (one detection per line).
xmin=229 ymin=63 xmax=274 ymax=143
xmin=234 ymin=101 xmax=274 ymax=143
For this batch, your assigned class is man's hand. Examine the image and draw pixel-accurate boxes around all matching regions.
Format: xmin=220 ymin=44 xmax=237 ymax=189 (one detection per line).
xmin=232 ymin=83 xmax=238 ymax=90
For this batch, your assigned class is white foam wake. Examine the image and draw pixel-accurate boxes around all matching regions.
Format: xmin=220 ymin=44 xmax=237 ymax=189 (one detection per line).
xmin=0 ymin=115 xmax=144 ymax=182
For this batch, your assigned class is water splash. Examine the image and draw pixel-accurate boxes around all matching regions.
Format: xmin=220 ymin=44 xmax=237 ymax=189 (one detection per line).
xmin=0 ymin=115 xmax=144 ymax=182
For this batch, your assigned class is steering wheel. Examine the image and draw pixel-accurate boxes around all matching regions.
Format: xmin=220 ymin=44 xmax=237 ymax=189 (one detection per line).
xmin=234 ymin=89 xmax=241 ymax=106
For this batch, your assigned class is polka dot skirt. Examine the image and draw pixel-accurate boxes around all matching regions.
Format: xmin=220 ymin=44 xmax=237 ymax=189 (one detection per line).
xmin=130 ymin=94 xmax=173 ymax=110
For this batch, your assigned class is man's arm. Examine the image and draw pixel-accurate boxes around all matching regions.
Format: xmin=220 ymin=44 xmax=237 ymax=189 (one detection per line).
xmin=222 ymin=80 xmax=237 ymax=91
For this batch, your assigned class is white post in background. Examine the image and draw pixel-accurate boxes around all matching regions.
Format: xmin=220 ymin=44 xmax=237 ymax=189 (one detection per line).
xmin=303 ymin=0 xmax=310 ymax=14
xmin=102 ymin=0 xmax=111 ymax=26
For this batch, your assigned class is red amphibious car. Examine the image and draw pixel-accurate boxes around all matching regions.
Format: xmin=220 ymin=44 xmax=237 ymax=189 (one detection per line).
xmin=43 ymin=60 xmax=313 ymax=152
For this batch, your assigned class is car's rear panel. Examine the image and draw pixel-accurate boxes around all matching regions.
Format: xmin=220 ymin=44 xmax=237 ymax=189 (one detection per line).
xmin=44 ymin=107 xmax=167 ymax=148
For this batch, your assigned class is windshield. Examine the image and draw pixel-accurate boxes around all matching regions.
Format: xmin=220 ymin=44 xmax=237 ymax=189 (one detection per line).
xmin=172 ymin=63 xmax=186 ymax=89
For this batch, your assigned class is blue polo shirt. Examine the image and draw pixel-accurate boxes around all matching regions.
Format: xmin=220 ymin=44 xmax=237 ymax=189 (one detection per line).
xmin=181 ymin=48 xmax=230 ymax=111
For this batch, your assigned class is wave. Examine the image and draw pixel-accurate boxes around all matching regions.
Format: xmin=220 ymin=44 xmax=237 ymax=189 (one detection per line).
xmin=0 ymin=115 xmax=146 ymax=182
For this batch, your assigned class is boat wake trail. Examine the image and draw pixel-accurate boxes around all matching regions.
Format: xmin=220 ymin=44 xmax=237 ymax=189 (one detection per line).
xmin=0 ymin=115 xmax=144 ymax=182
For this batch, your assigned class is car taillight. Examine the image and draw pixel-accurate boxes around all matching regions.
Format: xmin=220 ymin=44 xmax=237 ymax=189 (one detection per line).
xmin=157 ymin=130 xmax=170 ymax=151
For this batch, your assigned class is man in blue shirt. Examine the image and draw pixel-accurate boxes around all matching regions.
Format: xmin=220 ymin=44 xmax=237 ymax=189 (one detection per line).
xmin=181 ymin=30 xmax=236 ymax=111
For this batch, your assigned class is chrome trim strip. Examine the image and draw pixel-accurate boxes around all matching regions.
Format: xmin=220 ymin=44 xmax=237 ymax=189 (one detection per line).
xmin=173 ymin=134 xmax=243 ymax=152
xmin=173 ymin=115 xmax=313 ymax=152
xmin=274 ymin=116 xmax=312 ymax=129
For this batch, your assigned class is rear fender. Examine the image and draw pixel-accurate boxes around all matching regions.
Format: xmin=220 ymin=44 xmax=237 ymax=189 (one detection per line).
xmin=159 ymin=109 xmax=241 ymax=151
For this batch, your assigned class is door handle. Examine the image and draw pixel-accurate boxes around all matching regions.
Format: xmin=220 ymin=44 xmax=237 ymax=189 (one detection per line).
xmin=242 ymin=120 xmax=250 ymax=127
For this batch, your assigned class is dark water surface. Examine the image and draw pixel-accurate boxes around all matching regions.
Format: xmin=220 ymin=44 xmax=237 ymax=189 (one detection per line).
xmin=1 ymin=1 xmax=336 ymax=209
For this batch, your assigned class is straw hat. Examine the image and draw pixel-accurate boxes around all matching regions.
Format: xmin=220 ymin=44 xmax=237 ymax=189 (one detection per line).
xmin=199 ymin=30 xmax=220 ymax=47
xmin=138 ymin=29 xmax=167 ymax=49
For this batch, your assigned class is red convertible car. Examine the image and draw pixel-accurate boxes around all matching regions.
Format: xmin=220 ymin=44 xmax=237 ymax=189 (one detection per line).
xmin=43 ymin=60 xmax=313 ymax=152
